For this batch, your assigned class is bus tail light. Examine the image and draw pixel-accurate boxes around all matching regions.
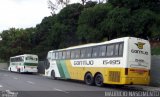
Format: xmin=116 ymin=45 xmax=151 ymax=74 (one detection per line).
xmin=125 ymin=68 xmax=128 ymax=75
xmin=148 ymin=70 xmax=150 ymax=76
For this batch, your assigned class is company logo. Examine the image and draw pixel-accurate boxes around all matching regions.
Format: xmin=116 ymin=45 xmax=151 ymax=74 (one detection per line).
xmin=135 ymin=42 xmax=145 ymax=49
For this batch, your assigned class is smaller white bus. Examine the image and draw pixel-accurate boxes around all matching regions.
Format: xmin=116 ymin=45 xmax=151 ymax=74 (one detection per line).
xmin=8 ymin=54 xmax=38 ymax=73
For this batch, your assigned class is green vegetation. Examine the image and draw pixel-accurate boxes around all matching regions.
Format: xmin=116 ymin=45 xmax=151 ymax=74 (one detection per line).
xmin=0 ymin=0 xmax=160 ymax=61
xmin=152 ymin=47 xmax=160 ymax=55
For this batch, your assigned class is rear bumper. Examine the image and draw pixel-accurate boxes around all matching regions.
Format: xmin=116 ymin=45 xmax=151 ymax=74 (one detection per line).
xmin=124 ymin=77 xmax=150 ymax=85
xmin=104 ymin=76 xmax=150 ymax=85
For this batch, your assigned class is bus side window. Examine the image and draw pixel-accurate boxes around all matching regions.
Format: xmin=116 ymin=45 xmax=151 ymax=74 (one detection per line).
xmin=75 ymin=49 xmax=80 ymax=59
xmin=52 ymin=52 xmax=55 ymax=60
xmin=62 ymin=51 xmax=66 ymax=59
xmin=106 ymin=44 xmax=114 ymax=57
xmin=99 ymin=45 xmax=106 ymax=57
xmin=80 ymin=48 xmax=86 ymax=58
xmin=59 ymin=52 xmax=63 ymax=59
xmin=92 ymin=46 xmax=99 ymax=58
xmin=66 ymin=50 xmax=70 ymax=59
xmin=71 ymin=50 xmax=75 ymax=59
xmin=55 ymin=52 xmax=59 ymax=59
xmin=85 ymin=47 xmax=92 ymax=58
xmin=115 ymin=44 xmax=119 ymax=56
xmin=47 ymin=52 xmax=52 ymax=60
xmin=119 ymin=43 xmax=124 ymax=56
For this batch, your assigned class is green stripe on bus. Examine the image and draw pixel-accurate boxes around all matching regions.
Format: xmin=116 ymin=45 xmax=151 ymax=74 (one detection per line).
xmin=56 ymin=60 xmax=65 ymax=78
xmin=60 ymin=60 xmax=70 ymax=79
xmin=24 ymin=63 xmax=38 ymax=66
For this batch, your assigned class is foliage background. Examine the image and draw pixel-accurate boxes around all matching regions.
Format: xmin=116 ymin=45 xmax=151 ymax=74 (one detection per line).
xmin=0 ymin=0 xmax=159 ymax=61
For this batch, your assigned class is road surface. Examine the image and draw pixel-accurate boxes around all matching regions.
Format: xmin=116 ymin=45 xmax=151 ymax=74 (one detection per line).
xmin=0 ymin=70 xmax=151 ymax=97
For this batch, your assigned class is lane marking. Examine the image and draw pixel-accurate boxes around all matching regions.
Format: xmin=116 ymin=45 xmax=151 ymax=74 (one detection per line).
xmin=0 ymin=85 xmax=3 ymax=88
xmin=54 ymin=88 xmax=69 ymax=93
xmin=13 ymin=77 xmax=18 ymax=80
xmin=4 ymin=74 xmax=8 ymax=76
xmin=5 ymin=90 xmax=18 ymax=95
xmin=26 ymin=81 xmax=35 ymax=84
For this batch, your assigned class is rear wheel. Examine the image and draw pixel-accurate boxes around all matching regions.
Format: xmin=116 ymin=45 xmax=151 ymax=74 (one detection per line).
xmin=51 ymin=70 xmax=56 ymax=79
xmin=10 ymin=68 xmax=12 ymax=72
xmin=95 ymin=74 xmax=104 ymax=87
xmin=18 ymin=68 xmax=21 ymax=73
xmin=84 ymin=73 xmax=94 ymax=85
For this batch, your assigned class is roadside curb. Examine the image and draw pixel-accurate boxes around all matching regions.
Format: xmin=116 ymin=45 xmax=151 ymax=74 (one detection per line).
xmin=0 ymin=68 xmax=8 ymax=71
xmin=129 ymin=85 xmax=160 ymax=91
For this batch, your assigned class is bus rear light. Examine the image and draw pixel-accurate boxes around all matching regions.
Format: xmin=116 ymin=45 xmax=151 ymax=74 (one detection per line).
xmin=148 ymin=70 xmax=150 ymax=76
xmin=125 ymin=68 xmax=128 ymax=75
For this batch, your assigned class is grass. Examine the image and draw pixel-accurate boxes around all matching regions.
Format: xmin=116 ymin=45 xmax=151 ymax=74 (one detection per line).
xmin=151 ymin=47 xmax=160 ymax=55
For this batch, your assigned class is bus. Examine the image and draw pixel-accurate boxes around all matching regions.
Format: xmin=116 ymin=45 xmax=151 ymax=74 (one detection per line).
xmin=8 ymin=54 xmax=38 ymax=73
xmin=45 ymin=37 xmax=151 ymax=86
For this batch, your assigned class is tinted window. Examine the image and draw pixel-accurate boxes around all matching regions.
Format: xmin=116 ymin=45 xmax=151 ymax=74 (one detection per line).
xmin=106 ymin=45 xmax=114 ymax=57
xmin=99 ymin=45 xmax=106 ymax=57
xmin=47 ymin=52 xmax=52 ymax=60
xmin=80 ymin=48 xmax=86 ymax=58
xmin=85 ymin=47 xmax=92 ymax=58
xmin=115 ymin=44 xmax=119 ymax=56
xmin=66 ymin=50 xmax=70 ymax=59
xmin=51 ymin=53 xmax=55 ymax=59
xmin=92 ymin=46 xmax=99 ymax=58
xmin=59 ymin=52 xmax=62 ymax=59
xmin=75 ymin=49 xmax=80 ymax=59
xmin=62 ymin=51 xmax=66 ymax=59
xmin=55 ymin=52 xmax=59 ymax=59
xmin=119 ymin=43 xmax=124 ymax=56
xmin=71 ymin=50 xmax=75 ymax=59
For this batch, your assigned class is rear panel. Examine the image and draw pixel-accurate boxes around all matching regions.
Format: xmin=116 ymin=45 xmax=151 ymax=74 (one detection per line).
xmin=126 ymin=37 xmax=151 ymax=85
xmin=128 ymin=38 xmax=151 ymax=70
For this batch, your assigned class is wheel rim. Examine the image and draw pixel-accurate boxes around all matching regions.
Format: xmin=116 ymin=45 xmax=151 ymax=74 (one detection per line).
xmin=85 ymin=73 xmax=93 ymax=85
xmin=86 ymin=76 xmax=92 ymax=83
xmin=95 ymin=74 xmax=103 ymax=86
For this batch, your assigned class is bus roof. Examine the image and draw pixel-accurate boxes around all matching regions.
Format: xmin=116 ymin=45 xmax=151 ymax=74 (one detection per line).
xmin=48 ymin=37 xmax=148 ymax=52
xmin=10 ymin=54 xmax=38 ymax=58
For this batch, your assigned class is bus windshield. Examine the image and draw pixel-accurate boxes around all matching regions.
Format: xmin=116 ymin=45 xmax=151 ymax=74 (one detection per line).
xmin=25 ymin=56 xmax=38 ymax=62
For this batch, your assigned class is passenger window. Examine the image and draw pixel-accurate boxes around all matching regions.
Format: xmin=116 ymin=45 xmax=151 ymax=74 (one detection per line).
xmin=59 ymin=52 xmax=62 ymax=59
xmin=119 ymin=43 xmax=124 ymax=56
xmin=51 ymin=53 xmax=55 ymax=59
xmin=75 ymin=49 xmax=80 ymax=59
xmin=80 ymin=48 xmax=86 ymax=58
xmin=62 ymin=51 xmax=66 ymax=59
xmin=85 ymin=47 xmax=92 ymax=58
xmin=99 ymin=45 xmax=106 ymax=57
xmin=92 ymin=46 xmax=99 ymax=58
xmin=47 ymin=52 xmax=52 ymax=60
xmin=106 ymin=45 xmax=114 ymax=57
xmin=66 ymin=51 xmax=70 ymax=59
xmin=71 ymin=50 xmax=75 ymax=59
xmin=55 ymin=52 xmax=59 ymax=59
xmin=115 ymin=44 xmax=119 ymax=56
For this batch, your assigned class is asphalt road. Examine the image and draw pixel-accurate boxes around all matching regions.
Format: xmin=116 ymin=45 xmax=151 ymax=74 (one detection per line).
xmin=0 ymin=70 xmax=145 ymax=97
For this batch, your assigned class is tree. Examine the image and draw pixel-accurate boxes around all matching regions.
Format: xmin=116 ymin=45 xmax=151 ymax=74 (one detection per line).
xmin=77 ymin=3 xmax=113 ymax=42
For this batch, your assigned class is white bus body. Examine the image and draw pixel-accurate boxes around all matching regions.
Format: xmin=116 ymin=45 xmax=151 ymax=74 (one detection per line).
xmin=8 ymin=54 xmax=38 ymax=73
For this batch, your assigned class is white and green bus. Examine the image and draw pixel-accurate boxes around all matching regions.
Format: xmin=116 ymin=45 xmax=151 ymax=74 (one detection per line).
xmin=8 ymin=54 xmax=38 ymax=73
xmin=45 ymin=37 xmax=151 ymax=86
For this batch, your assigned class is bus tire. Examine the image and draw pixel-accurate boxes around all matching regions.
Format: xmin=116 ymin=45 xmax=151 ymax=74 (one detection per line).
xmin=51 ymin=70 xmax=56 ymax=80
xmin=18 ymin=69 xmax=21 ymax=74
xmin=94 ymin=73 xmax=104 ymax=87
xmin=10 ymin=68 xmax=12 ymax=72
xmin=84 ymin=73 xmax=94 ymax=85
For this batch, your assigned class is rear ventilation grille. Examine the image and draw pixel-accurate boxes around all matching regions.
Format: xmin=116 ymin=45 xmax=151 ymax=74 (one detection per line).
xmin=109 ymin=71 xmax=120 ymax=82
